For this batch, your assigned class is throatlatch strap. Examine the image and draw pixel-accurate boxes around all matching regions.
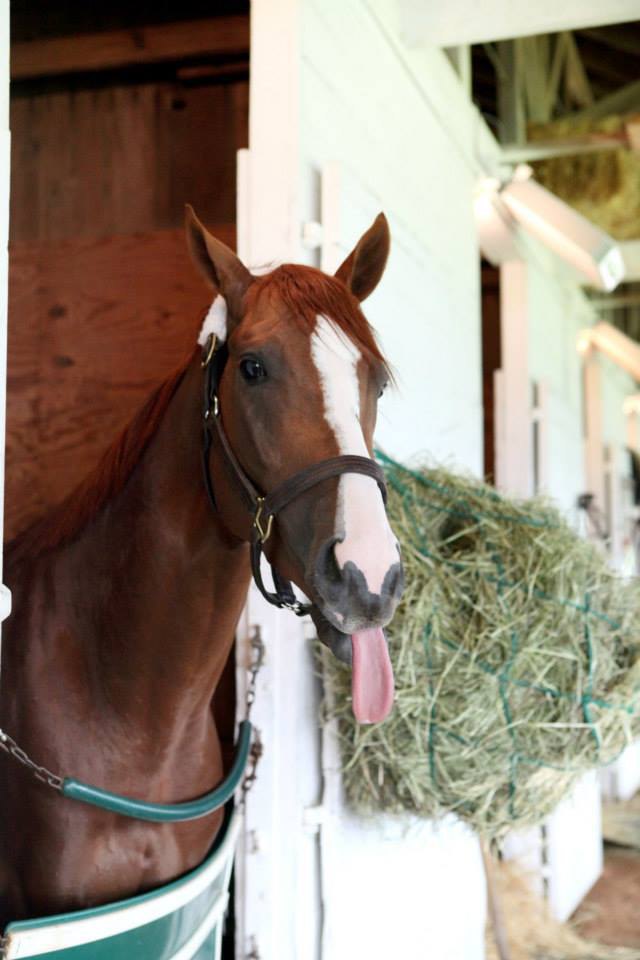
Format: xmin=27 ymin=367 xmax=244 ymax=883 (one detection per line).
xmin=250 ymin=534 xmax=309 ymax=614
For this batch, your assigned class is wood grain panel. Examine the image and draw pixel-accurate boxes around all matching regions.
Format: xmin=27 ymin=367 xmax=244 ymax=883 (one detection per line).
xmin=6 ymin=225 xmax=235 ymax=540
xmin=10 ymin=80 xmax=248 ymax=244
xmin=12 ymin=16 xmax=249 ymax=80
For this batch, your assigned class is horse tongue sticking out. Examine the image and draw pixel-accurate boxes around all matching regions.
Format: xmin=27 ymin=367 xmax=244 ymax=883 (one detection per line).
xmin=351 ymin=627 xmax=395 ymax=724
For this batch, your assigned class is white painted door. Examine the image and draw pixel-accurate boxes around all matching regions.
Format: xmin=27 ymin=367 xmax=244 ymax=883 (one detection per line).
xmin=234 ymin=2 xmax=488 ymax=958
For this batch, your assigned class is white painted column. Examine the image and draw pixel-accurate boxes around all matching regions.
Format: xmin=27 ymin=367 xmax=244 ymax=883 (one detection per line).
xmin=496 ymin=261 xmax=531 ymax=497
xmin=235 ymin=4 xmax=325 ymax=960
xmin=242 ymin=0 xmax=300 ymax=268
xmin=583 ymin=346 xmax=605 ymax=512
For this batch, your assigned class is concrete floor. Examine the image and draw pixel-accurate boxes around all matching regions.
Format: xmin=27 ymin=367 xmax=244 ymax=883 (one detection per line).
xmin=573 ymin=845 xmax=640 ymax=949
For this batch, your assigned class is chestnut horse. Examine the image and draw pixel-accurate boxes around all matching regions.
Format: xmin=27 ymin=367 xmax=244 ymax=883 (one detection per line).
xmin=0 ymin=209 xmax=403 ymax=926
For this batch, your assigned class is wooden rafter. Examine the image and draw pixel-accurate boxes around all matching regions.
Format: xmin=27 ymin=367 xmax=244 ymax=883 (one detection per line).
xmin=563 ymin=32 xmax=593 ymax=108
xmin=572 ymin=78 xmax=640 ymax=122
xmin=580 ymin=25 xmax=640 ymax=58
xmin=11 ymin=16 xmax=249 ymax=81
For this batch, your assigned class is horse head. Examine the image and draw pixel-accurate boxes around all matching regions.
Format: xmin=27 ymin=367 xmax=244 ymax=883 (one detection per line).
xmin=186 ymin=207 xmax=403 ymax=723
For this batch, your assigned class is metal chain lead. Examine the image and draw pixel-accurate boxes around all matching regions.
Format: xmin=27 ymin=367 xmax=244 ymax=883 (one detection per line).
xmin=0 ymin=626 xmax=265 ymax=802
xmin=0 ymin=728 xmax=63 ymax=792
xmin=240 ymin=625 xmax=265 ymax=805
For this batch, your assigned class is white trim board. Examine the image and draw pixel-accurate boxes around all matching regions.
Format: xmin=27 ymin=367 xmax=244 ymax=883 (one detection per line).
xmin=398 ymin=0 xmax=640 ymax=47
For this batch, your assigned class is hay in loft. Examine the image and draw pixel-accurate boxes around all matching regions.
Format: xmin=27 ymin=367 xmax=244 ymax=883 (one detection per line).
xmin=529 ymin=116 xmax=640 ymax=241
xmin=321 ymin=453 xmax=640 ymax=840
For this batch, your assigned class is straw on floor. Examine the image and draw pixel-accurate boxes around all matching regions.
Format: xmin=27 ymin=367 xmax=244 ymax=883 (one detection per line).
xmin=321 ymin=453 xmax=640 ymax=839
xmin=485 ymin=858 xmax=640 ymax=960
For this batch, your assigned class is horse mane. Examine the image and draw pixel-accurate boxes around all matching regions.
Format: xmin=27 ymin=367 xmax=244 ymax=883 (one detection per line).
xmin=6 ymin=354 xmax=194 ymax=564
xmin=246 ymin=264 xmax=390 ymax=373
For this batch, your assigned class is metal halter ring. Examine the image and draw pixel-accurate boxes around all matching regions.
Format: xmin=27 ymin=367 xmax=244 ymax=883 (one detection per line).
xmin=254 ymin=498 xmax=274 ymax=543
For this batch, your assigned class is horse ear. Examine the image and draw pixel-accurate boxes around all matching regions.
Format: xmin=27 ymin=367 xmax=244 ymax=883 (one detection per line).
xmin=185 ymin=205 xmax=252 ymax=324
xmin=334 ymin=213 xmax=390 ymax=302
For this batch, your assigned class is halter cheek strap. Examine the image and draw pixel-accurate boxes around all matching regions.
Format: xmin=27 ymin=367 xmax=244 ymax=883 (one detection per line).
xmin=201 ymin=334 xmax=387 ymax=616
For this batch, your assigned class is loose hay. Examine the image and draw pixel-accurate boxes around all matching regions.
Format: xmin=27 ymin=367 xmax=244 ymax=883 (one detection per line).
xmin=485 ymin=859 xmax=640 ymax=960
xmin=321 ymin=454 xmax=640 ymax=840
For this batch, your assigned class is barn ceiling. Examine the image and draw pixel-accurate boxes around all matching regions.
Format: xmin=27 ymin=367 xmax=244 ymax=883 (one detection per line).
xmin=472 ymin=23 xmax=640 ymax=337
xmin=472 ymin=22 xmax=640 ymax=135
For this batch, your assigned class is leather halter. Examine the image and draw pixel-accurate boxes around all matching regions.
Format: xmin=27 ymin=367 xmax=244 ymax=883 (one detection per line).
xmin=201 ymin=333 xmax=387 ymax=616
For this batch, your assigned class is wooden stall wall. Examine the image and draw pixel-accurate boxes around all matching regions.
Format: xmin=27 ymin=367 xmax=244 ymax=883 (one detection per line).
xmin=7 ymin=20 xmax=248 ymax=541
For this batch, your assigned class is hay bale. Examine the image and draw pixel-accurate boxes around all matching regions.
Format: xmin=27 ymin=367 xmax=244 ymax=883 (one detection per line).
xmin=322 ymin=454 xmax=640 ymax=840
xmin=529 ymin=116 xmax=640 ymax=241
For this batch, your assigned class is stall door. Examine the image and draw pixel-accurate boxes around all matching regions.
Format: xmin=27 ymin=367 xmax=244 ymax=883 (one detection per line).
xmin=234 ymin=2 xmax=486 ymax=958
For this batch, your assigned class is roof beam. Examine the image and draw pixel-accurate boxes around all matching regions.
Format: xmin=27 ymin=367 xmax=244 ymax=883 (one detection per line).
xmin=570 ymin=77 xmax=640 ymax=122
xmin=398 ymin=0 xmax=640 ymax=47
xmin=11 ymin=16 xmax=249 ymax=81
xmin=579 ymin=25 xmax=640 ymax=58
xmin=579 ymin=321 xmax=640 ymax=382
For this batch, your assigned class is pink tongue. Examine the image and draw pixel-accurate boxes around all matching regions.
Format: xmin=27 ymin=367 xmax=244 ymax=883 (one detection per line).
xmin=351 ymin=627 xmax=395 ymax=724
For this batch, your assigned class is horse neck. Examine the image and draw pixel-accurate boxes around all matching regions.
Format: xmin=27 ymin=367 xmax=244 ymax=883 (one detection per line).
xmin=55 ymin=357 xmax=251 ymax=730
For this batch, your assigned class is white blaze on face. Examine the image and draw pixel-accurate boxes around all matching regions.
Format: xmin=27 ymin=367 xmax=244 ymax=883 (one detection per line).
xmin=198 ymin=295 xmax=228 ymax=345
xmin=310 ymin=315 xmax=398 ymax=595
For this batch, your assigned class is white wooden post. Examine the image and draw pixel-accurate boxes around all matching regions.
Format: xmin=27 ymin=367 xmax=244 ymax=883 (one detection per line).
xmin=496 ymin=261 xmax=531 ymax=496
xmin=583 ymin=346 xmax=605 ymax=516
xmin=497 ymin=262 xmax=605 ymax=921
xmin=234 ymin=5 xmax=327 ymax=960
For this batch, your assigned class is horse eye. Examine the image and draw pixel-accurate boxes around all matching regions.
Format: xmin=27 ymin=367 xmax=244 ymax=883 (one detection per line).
xmin=240 ymin=357 xmax=267 ymax=382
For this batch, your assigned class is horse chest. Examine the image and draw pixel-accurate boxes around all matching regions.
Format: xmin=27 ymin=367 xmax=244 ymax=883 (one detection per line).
xmin=6 ymin=800 xmax=222 ymax=919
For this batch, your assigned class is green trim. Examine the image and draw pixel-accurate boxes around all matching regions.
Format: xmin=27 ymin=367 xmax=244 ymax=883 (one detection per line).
xmin=62 ymin=721 xmax=252 ymax=822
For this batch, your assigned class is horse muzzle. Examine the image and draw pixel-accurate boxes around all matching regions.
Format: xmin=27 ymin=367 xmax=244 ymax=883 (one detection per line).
xmin=311 ymin=535 xmax=404 ymax=637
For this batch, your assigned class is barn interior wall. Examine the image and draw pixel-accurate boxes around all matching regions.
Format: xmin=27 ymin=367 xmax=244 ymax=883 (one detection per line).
xmin=7 ymin=48 xmax=248 ymax=540
xmin=297 ymin=2 xmax=486 ymax=958
xmin=599 ymin=352 xmax=636 ymax=562
xmin=525 ymin=240 xmax=635 ymax=543
xmin=526 ymin=246 xmax=592 ymax=514
xmin=509 ymin=243 xmax=637 ymax=918
xmin=299 ymin=0 xmax=483 ymax=473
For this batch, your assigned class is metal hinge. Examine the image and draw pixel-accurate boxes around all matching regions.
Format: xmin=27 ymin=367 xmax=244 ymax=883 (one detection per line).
xmin=246 ymin=937 xmax=261 ymax=959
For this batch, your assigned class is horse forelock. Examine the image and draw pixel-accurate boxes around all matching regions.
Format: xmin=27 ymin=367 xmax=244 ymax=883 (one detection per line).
xmin=244 ymin=264 xmax=389 ymax=375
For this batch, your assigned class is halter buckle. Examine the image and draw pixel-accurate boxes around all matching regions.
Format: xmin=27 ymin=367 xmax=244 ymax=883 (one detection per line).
xmin=204 ymin=395 xmax=219 ymax=420
xmin=281 ymin=599 xmax=304 ymax=615
xmin=254 ymin=498 xmax=274 ymax=543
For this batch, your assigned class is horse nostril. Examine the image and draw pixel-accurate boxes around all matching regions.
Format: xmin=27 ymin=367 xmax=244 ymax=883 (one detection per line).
xmin=383 ymin=562 xmax=404 ymax=601
xmin=316 ymin=536 xmax=343 ymax=589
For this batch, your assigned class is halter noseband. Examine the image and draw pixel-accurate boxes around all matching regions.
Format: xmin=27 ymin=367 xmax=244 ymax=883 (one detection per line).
xmin=201 ymin=333 xmax=387 ymax=616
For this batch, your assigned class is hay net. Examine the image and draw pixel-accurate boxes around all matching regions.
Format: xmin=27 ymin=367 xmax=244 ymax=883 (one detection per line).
xmin=321 ymin=452 xmax=640 ymax=841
